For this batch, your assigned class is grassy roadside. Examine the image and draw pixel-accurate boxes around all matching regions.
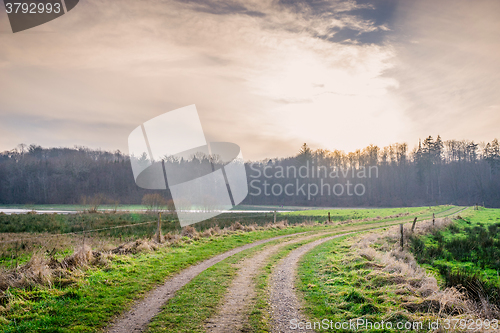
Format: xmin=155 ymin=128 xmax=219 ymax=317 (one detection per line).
xmin=295 ymin=208 xmax=479 ymax=333
xmin=410 ymin=208 xmax=500 ymax=308
xmin=296 ymin=234 xmax=417 ymax=332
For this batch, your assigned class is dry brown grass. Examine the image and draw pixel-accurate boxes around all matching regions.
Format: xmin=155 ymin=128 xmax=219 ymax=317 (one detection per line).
xmin=0 ymin=232 xmax=120 ymax=265
xmin=0 ymin=244 xmax=118 ymax=298
xmin=0 ymin=218 xmax=321 ymax=295
xmin=201 ymin=228 xmax=213 ymax=238
xmin=351 ymin=216 xmax=500 ymax=328
xmin=228 ymin=222 xmax=259 ymax=232
xmin=111 ymin=239 xmax=159 ymax=255
xmin=263 ymin=220 xmax=289 ymax=230
xmin=181 ymin=225 xmax=199 ymax=239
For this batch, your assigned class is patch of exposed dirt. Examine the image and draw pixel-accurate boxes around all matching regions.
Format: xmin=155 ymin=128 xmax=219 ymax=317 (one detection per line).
xmin=106 ymin=232 xmax=309 ymax=333
xmin=205 ymin=233 xmax=332 ymax=333
xmin=269 ymin=233 xmax=353 ymax=333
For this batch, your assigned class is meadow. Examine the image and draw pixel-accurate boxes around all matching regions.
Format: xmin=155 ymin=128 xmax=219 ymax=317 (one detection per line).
xmin=295 ymin=207 xmax=500 ymax=332
xmin=0 ymin=206 xmax=447 ymax=332
xmin=409 ymin=208 xmax=500 ymax=308
xmin=0 ymin=206 xmax=447 ymax=269
xmin=0 ymin=205 xmax=479 ymax=332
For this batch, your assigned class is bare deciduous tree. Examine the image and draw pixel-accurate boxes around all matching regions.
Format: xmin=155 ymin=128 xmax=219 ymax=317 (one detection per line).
xmin=142 ymin=193 xmax=167 ymax=213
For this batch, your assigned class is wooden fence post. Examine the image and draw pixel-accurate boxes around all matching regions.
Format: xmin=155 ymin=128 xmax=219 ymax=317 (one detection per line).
xmin=432 ymin=213 xmax=435 ymax=226
xmin=274 ymin=210 xmax=276 ymax=224
xmin=400 ymin=224 xmax=404 ymax=250
xmin=411 ymin=217 xmax=417 ymax=232
xmin=328 ymin=212 xmax=331 ymax=223
xmin=156 ymin=212 xmax=162 ymax=243
xmin=15 ymin=241 xmax=18 ymax=269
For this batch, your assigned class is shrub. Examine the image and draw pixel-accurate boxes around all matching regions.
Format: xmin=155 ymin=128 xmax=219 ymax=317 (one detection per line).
xmin=142 ymin=193 xmax=167 ymax=213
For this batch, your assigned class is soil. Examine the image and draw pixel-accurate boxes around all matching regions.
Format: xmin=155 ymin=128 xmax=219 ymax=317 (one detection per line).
xmin=269 ymin=233 xmax=353 ymax=333
xmin=106 ymin=232 xmax=308 ymax=333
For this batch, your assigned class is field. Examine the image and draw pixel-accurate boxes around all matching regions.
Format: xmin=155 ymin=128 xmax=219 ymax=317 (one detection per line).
xmin=0 ymin=206 xmax=447 ymax=269
xmin=0 ymin=204 xmax=314 ymax=212
xmin=410 ymin=208 xmax=500 ymax=308
xmin=0 ymin=205 xmax=495 ymax=332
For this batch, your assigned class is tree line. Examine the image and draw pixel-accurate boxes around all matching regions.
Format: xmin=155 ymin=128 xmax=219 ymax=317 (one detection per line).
xmin=0 ymin=145 xmax=149 ymax=205
xmin=0 ymin=137 xmax=499 ymax=207
xmin=245 ymin=137 xmax=500 ymax=207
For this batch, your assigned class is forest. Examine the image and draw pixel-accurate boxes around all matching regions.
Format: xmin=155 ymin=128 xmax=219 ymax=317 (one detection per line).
xmin=0 ymin=136 xmax=499 ymax=207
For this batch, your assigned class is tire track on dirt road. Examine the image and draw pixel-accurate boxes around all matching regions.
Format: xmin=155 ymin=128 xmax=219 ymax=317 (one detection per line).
xmin=107 ymin=232 xmax=313 ymax=333
xmin=204 ymin=232 xmax=338 ymax=333
xmin=269 ymin=233 xmax=353 ymax=333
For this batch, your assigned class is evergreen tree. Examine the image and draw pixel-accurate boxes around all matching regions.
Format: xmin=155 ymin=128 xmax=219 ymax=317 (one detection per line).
xmin=297 ymin=143 xmax=312 ymax=161
xmin=485 ymin=139 xmax=500 ymax=174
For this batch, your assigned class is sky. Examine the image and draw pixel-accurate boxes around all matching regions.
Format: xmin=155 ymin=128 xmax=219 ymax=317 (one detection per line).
xmin=0 ymin=0 xmax=499 ymax=161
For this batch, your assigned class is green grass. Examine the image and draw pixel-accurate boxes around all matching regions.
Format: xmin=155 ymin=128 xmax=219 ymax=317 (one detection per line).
xmin=232 ymin=204 xmax=301 ymax=211
xmin=285 ymin=206 xmax=448 ymax=219
xmin=272 ymin=206 xmax=454 ymax=228
xmin=409 ymin=208 xmax=500 ymax=306
xmin=0 ymin=206 xmax=463 ymax=332
xmin=293 ymin=207 xmax=469 ymax=332
xmin=0 ymin=223 xmax=355 ymax=332
xmin=144 ymin=208 xmax=465 ymax=333
xmin=296 ymin=235 xmax=432 ymax=333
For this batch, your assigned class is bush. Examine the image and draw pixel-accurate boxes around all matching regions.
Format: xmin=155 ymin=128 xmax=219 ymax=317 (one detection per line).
xmin=142 ymin=193 xmax=168 ymax=213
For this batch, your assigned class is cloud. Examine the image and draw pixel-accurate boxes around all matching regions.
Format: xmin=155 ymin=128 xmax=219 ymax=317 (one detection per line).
xmin=1 ymin=0 xmax=497 ymax=160
xmin=174 ymin=0 xmax=266 ymax=17
xmin=272 ymin=0 xmax=397 ymax=44
xmin=0 ymin=0 xmax=404 ymax=159
xmin=389 ymin=0 xmax=500 ymax=143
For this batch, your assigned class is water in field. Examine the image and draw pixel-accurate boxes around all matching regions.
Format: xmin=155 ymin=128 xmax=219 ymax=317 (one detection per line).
xmin=0 ymin=209 xmax=77 ymax=215
xmin=0 ymin=209 xmax=293 ymax=215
